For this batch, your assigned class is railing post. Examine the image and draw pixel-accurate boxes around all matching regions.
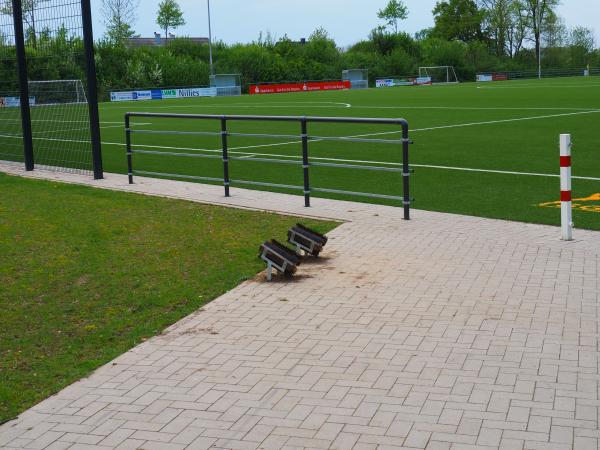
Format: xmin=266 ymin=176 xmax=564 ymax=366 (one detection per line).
xmin=125 ymin=115 xmax=133 ymax=184
xmin=81 ymin=0 xmax=104 ymax=180
xmin=12 ymin=0 xmax=34 ymax=172
xmin=221 ymin=117 xmax=230 ymax=197
xmin=401 ymin=122 xmax=410 ymax=220
xmin=301 ymin=118 xmax=311 ymax=207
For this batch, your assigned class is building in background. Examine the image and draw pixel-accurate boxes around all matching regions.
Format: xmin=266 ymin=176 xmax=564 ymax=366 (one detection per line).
xmin=126 ymin=33 xmax=208 ymax=48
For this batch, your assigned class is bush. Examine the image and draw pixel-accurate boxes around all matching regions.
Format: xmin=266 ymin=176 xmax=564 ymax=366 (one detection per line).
xmin=14 ymin=25 xmax=597 ymax=100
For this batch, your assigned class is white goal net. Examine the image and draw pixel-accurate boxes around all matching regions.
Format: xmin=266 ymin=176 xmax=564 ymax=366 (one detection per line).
xmin=418 ymin=66 xmax=459 ymax=84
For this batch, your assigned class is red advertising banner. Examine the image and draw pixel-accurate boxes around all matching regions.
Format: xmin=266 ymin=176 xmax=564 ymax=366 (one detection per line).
xmin=249 ymin=80 xmax=351 ymax=95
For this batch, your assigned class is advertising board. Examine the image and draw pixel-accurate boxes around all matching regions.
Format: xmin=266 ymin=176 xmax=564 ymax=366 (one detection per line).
xmin=0 ymin=96 xmax=36 ymax=107
xmin=249 ymin=80 xmax=351 ymax=95
xmin=110 ymin=87 xmax=217 ymax=102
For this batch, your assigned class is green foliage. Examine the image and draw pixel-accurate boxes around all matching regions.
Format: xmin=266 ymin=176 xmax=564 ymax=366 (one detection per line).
xmin=101 ymin=0 xmax=139 ymax=45
xmin=432 ymin=0 xmax=486 ymax=43
xmin=156 ymin=0 xmax=185 ymax=41
xmin=377 ymin=0 xmax=409 ymax=34
xmin=3 ymin=13 xmax=595 ymax=100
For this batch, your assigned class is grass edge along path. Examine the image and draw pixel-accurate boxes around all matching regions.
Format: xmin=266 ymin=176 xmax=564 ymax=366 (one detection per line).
xmin=0 ymin=172 xmax=338 ymax=423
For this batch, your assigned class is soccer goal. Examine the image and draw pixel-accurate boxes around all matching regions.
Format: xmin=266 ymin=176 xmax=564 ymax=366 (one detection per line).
xmin=342 ymin=69 xmax=369 ymax=89
xmin=418 ymin=66 xmax=459 ymax=84
xmin=29 ymin=79 xmax=88 ymax=105
xmin=210 ymin=74 xmax=242 ymax=96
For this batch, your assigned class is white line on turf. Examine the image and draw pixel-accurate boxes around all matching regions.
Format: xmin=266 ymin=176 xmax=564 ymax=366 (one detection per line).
xmin=345 ymin=109 xmax=600 ymax=138
xmin=1 ymin=119 xmax=152 ymax=125
xmin=346 ymin=106 xmax=599 ymax=111
xmin=4 ymin=132 xmax=599 ymax=182
xmin=112 ymin=108 xmax=600 ymax=155
xmin=3 ymin=109 xmax=600 ymax=181
xmin=3 ymin=131 xmax=599 ymax=182
xmin=477 ymin=83 xmax=600 ymax=89
xmin=109 ymin=101 xmax=352 ymax=110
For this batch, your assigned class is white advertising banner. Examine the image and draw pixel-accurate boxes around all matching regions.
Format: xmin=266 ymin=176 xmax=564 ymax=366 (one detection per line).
xmin=176 ymin=87 xmax=217 ymax=98
xmin=0 ymin=96 xmax=36 ymax=107
xmin=376 ymin=79 xmax=395 ymax=88
xmin=110 ymin=87 xmax=217 ymax=102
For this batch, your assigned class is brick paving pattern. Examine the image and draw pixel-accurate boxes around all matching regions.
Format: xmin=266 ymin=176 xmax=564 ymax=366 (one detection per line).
xmin=1 ymin=164 xmax=599 ymax=450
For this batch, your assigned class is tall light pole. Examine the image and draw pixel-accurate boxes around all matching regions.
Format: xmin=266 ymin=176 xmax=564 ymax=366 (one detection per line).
xmin=207 ymin=0 xmax=214 ymax=76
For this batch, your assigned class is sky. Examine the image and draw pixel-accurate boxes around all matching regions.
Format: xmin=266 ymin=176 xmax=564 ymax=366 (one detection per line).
xmin=91 ymin=0 xmax=600 ymax=48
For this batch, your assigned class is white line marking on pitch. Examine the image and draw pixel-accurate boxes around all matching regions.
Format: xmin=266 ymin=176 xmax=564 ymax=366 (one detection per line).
xmin=347 ymin=105 xmax=599 ymax=111
xmin=3 ymin=109 xmax=600 ymax=181
xmin=113 ymin=108 xmax=600 ymax=155
xmin=107 ymin=102 xmax=352 ymax=110
xmin=477 ymin=83 xmax=600 ymax=89
xmin=345 ymin=109 xmax=600 ymax=139
xmin=2 ymin=131 xmax=599 ymax=182
xmin=29 ymin=122 xmax=152 ymax=136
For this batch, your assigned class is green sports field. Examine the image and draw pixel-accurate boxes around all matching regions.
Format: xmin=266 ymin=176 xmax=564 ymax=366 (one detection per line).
xmin=8 ymin=76 xmax=600 ymax=229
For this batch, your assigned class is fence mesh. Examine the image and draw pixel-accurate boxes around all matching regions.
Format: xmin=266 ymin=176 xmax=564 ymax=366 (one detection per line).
xmin=0 ymin=0 xmax=94 ymax=174
xmin=0 ymin=6 xmax=23 ymax=165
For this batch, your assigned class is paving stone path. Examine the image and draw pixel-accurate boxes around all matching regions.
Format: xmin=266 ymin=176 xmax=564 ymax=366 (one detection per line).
xmin=1 ymin=164 xmax=599 ymax=450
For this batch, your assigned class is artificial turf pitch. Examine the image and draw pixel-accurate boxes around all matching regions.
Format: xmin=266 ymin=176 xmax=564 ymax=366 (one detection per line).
xmin=4 ymin=76 xmax=600 ymax=229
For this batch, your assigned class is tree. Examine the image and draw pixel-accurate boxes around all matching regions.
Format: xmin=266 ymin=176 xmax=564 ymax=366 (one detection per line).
xmin=506 ymin=0 xmax=529 ymax=57
xmin=377 ymin=0 xmax=409 ymax=34
xmin=0 ymin=0 xmax=48 ymax=48
xmin=156 ymin=0 xmax=185 ymax=43
xmin=569 ymin=26 xmax=595 ymax=54
xmin=101 ymin=0 xmax=139 ymax=45
xmin=478 ymin=0 xmax=530 ymax=57
xmin=479 ymin=0 xmax=511 ymax=55
xmin=522 ymin=0 xmax=559 ymax=65
xmin=433 ymin=0 xmax=486 ymax=43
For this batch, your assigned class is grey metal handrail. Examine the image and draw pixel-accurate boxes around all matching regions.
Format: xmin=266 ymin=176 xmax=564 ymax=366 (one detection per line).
xmin=125 ymin=113 xmax=412 ymax=220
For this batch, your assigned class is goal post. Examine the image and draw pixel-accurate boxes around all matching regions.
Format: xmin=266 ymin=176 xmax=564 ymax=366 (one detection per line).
xmin=342 ymin=69 xmax=369 ymax=89
xmin=27 ymin=80 xmax=88 ymax=106
xmin=418 ymin=66 xmax=459 ymax=84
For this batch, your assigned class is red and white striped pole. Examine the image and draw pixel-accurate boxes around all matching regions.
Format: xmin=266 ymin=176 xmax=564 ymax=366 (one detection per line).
xmin=560 ymin=134 xmax=573 ymax=241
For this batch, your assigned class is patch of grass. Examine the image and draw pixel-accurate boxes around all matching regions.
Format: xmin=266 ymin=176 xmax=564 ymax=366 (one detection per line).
xmin=0 ymin=173 xmax=338 ymax=423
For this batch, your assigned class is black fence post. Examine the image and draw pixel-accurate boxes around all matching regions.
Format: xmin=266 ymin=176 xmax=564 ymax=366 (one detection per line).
xmin=402 ymin=122 xmax=410 ymax=220
xmin=301 ymin=118 xmax=310 ymax=207
xmin=81 ymin=0 xmax=103 ymax=179
xmin=12 ymin=0 xmax=34 ymax=171
xmin=125 ymin=115 xmax=133 ymax=184
xmin=221 ymin=117 xmax=230 ymax=197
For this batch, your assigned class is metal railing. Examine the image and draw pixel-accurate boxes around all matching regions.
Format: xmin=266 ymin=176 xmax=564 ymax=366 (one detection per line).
xmin=125 ymin=113 xmax=412 ymax=220
xmin=477 ymin=67 xmax=600 ymax=80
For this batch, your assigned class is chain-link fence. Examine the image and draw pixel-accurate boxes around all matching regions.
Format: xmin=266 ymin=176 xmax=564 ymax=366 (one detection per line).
xmin=0 ymin=0 xmax=102 ymax=177
xmin=0 ymin=6 xmax=24 ymax=165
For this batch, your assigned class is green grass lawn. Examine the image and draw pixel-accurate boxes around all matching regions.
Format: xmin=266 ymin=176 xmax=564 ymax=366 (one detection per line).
xmin=2 ymin=76 xmax=600 ymax=229
xmin=0 ymin=172 xmax=337 ymax=423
